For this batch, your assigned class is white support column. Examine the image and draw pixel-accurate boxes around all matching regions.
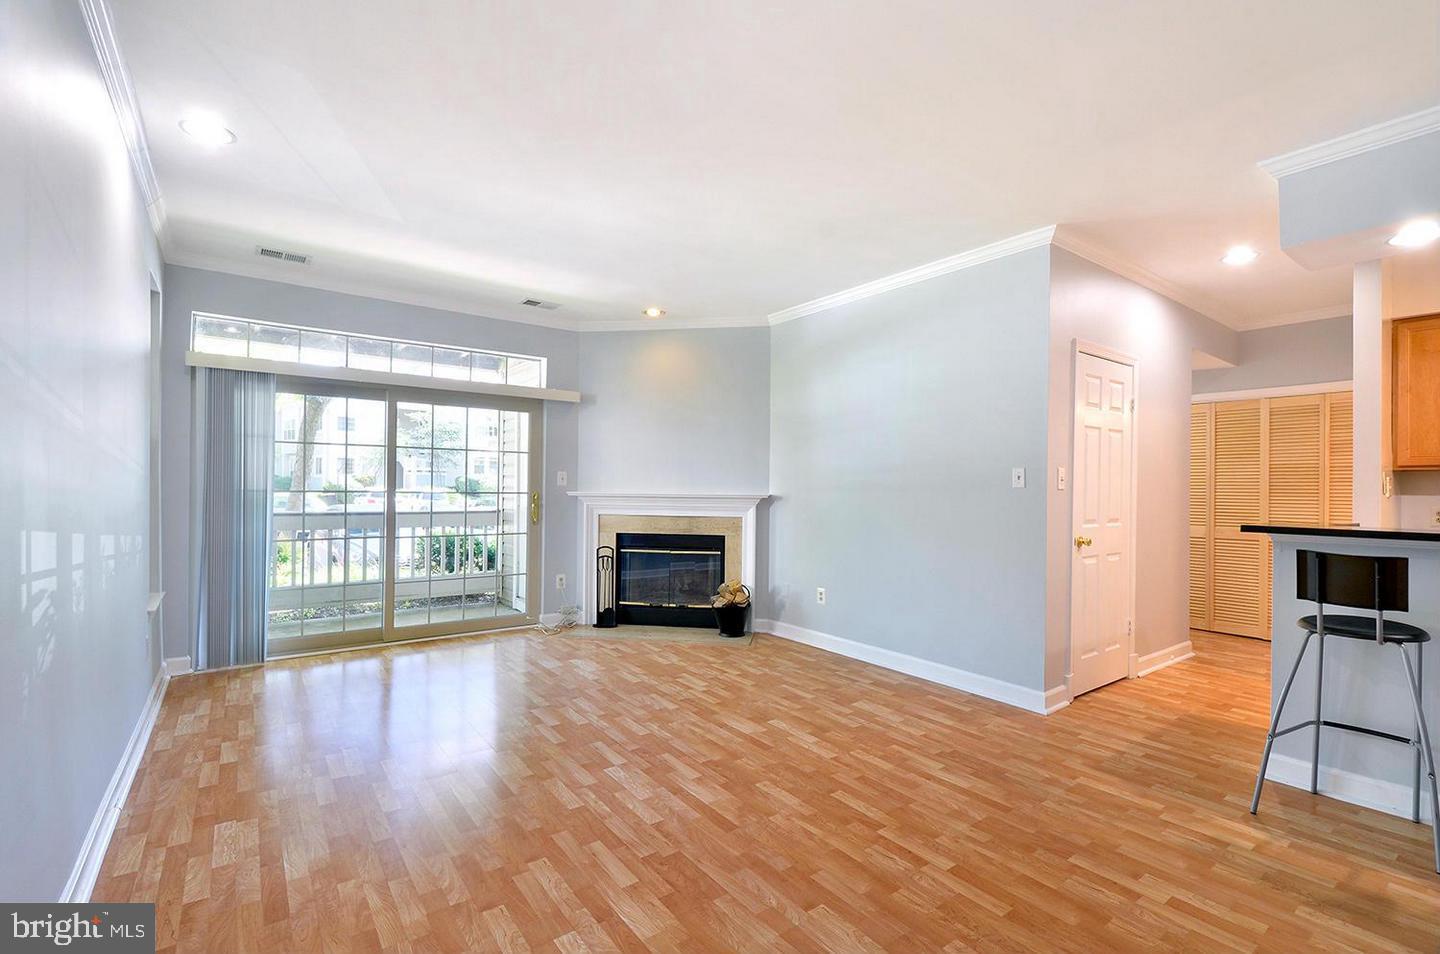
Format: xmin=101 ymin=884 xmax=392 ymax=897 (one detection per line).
xmin=1352 ymin=260 xmax=1397 ymax=528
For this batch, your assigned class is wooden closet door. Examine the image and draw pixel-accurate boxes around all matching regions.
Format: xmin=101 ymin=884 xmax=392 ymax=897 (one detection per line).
xmin=1267 ymin=395 xmax=1325 ymax=527
xmin=1326 ymin=392 xmax=1354 ymax=526
xmin=1211 ymin=400 xmax=1269 ymax=639
xmin=1188 ymin=404 xmax=1212 ymax=630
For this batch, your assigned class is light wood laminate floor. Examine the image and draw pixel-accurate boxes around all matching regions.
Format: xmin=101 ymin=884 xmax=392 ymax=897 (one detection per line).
xmin=95 ymin=631 xmax=1440 ymax=952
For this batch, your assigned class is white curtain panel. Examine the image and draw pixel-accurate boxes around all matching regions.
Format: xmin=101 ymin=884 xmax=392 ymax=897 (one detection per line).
xmin=192 ymin=368 xmax=275 ymax=669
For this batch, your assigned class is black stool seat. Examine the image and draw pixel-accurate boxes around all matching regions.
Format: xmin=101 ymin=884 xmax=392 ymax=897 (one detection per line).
xmin=1298 ymin=614 xmax=1430 ymax=642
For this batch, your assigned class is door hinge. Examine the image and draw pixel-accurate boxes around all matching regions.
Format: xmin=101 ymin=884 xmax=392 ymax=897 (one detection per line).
xmin=530 ymin=491 xmax=541 ymax=525
xmin=1129 ymin=398 xmax=1135 ymax=413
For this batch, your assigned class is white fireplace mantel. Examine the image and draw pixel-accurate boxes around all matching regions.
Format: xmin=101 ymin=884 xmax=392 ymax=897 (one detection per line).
xmin=568 ymin=492 xmax=769 ymax=620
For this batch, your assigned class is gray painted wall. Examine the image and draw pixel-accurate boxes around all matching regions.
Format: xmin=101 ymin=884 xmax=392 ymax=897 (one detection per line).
xmin=577 ymin=329 xmax=770 ymax=493
xmin=1192 ymin=316 xmax=1352 ymax=394
xmin=1278 ymin=129 xmax=1440 ymax=253
xmin=767 ymin=248 xmax=1054 ymax=690
xmin=1046 ymin=249 xmax=1240 ymax=689
xmin=1 ymin=0 xmax=164 ymax=899
xmin=159 ymin=266 xmax=582 ymax=656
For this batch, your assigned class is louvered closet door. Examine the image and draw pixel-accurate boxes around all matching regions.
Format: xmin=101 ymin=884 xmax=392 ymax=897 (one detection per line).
xmin=1326 ymin=392 xmax=1354 ymax=527
xmin=1211 ymin=400 xmax=1269 ymax=639
xmin=1189 ymin=404 xmax=1212 ymax=630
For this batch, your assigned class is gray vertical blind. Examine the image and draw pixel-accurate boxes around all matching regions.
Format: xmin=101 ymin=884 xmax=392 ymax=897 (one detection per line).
xmin=193 ymin=368 xmax=275 ymax=669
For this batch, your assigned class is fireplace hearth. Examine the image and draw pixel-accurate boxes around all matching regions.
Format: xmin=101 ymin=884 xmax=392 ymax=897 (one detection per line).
xmin=615 ymin=532 xmax=725 ymax=627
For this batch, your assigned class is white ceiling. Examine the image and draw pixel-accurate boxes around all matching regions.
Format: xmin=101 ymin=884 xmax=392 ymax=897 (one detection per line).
xmin=113 ymin=0 xmax=1440 ymax=331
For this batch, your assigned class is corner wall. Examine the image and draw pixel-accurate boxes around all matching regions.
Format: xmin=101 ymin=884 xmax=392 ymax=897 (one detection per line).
xmin=767 ymin=247 xmax=1054 ymax=693
xmin=0 ymin=0 xmax=163 ymax=899
xmin=1192 ymin=315 xmax=1352 ymax=394
xmin=1045 ymin=248 xmax=1239 ymax=692
xmin=576 ymin=328 xmax=771 ymax=494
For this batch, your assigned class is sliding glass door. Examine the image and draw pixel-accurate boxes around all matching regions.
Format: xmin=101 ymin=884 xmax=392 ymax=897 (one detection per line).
xmin=267 ymin=381 xmax=542 ymax=656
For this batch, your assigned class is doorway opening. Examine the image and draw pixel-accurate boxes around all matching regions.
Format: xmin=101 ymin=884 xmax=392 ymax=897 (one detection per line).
xmin=266 ymin=380 xmax=543 ymax=656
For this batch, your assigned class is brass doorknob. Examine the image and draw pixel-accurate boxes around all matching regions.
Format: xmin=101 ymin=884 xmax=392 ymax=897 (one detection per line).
xmin=1074 ymin=535 xmax=1093 ymax=549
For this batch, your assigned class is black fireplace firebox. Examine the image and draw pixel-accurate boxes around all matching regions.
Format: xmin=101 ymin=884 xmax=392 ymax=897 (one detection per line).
xmin=615 ymin=532 xmax=725 ymax=627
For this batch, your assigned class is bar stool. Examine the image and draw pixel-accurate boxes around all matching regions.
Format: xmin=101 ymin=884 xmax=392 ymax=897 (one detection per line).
xmin=1250 ymin=549 xmax=1440 ymax=874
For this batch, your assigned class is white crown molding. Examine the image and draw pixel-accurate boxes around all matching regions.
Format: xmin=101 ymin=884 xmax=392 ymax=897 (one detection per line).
xmin=1192 ymin=379 xmax=1352 ymax=403
xmin=1052 ymin=229 xmax=1242 ymax=328
xmin=167 ymin=251 xmax=771 ymax=335
xmin=80 ymin=0 xmax=168 ymax=246
xmin=165 ymin=251 xmax=585 ymax=332
xmin=766 ymin=225 xmax=1058 ymax=325
xmin=577 ymin=315 xmax=767 ymax=333
xmin=1259 ymin=105 xmax=1440 ymax=179
xmin=1238 ymin=303 xmax=1352 ymax=330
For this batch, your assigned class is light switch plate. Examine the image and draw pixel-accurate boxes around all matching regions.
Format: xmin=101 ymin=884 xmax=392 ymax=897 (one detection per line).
xmin=1011 ymin=467 xmax=1026 ymax=488
xmin=556 ymin=470 xmax=568 ymax=487
xmin=1056 ymin=466 xmax=1066 ymax=491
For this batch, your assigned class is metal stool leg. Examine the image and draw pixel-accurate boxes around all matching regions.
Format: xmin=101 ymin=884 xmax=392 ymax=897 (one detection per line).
xmin=1398 ymin=643 xmax=1440 ymax=874
xmin=1416 ymin=643 xmax=1424 ymax=825
xmin=1251 ymin=631 xmax=1314 ymax=815
xmin=1311 ymin=631 xmax=1324 ymax=794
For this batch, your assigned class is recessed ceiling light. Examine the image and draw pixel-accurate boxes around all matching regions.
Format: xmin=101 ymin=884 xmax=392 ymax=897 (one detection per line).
xmin=1388 ymin=219 xmax=1440 ymax=249
xmin=179 ymin=111 xmax=236 ymax=146
xmin=642 ymin=306 xmax=666 ymax=319
xmin=1221 ymin=245 xmax=1258 ymax=266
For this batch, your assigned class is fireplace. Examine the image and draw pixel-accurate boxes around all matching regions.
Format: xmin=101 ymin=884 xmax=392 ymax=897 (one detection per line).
xmin=615 ymin=532 xmax=725 ymax=627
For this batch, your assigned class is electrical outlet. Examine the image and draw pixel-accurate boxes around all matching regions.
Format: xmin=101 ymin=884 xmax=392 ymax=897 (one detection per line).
xmin=555 ymin=573 xmax=567 ymax=590
xmin=556 ymin=470 xmax=568 ymax=487
xmin=1433 ymin=510 xmax=1440 ymax=526
xmin=816 ymin=586 xmax=826 ymax=605
xmin=1011 ymin=467 xmax=1026 ymax=488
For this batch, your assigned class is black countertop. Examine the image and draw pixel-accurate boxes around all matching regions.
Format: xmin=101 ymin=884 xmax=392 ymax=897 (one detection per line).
xmin=1241 ymin=524 xmax=1440 ymax=542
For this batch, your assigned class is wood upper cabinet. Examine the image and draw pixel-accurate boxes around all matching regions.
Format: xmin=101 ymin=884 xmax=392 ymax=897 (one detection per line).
xmin=1394 ymin=314 xmax=1440 ymax=469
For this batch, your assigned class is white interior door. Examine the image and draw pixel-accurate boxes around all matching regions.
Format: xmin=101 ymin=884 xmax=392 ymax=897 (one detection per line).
xmin=1070 ymin=351 xmax=1134 ymax=697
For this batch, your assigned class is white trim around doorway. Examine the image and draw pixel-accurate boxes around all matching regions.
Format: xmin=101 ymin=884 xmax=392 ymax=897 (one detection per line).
xmin=1067 ymin=340 xmax=1140 ymax=696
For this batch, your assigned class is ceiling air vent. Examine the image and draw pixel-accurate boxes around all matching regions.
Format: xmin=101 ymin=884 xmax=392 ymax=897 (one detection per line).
xmin=520 ymin=298 xmax=560 ymax=310
xmin=256 ymin=245 xmax=310 ymax=265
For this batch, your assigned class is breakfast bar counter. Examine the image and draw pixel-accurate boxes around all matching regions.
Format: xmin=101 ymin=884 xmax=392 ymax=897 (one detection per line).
xmin=1241 ymin=524 xmax=1440 ymax=818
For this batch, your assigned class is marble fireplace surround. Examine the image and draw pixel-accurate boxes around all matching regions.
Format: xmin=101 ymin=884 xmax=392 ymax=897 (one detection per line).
xmin=569 ymin=493 xmax=768 ymax=623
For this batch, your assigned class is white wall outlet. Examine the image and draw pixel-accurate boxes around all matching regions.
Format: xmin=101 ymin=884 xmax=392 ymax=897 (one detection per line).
xmin=1433 ymin=510 xmax=1440 ymax=526
xmin=1056 ymin=466 xmax=1066 ymax=491
xmin=816 ymin=586 xmax=826 ymax=605
xmin=555 ymin=573 xmax=567 ymax=590
xmin=1011 ymin=467 xmax=1026 ymax=488
xmin=556 ymin=470 xmax=568 ymax=487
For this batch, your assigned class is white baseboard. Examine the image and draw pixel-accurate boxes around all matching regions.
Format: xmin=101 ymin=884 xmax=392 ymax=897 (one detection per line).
xmin=162 ymin=655 xmax=192 ymax=677
xmin=1264 ymin=753 xmax=1434 ymax=823
xmin=1135 ymin=639 xmax=1195 ymax=677
xmin=59 ymin=663 xmax=170 ymax=902
xmin=1043 ymin=684 xmax=1072 ymax=714
xmin=755 ymin=619 xmax=1050 ymax=714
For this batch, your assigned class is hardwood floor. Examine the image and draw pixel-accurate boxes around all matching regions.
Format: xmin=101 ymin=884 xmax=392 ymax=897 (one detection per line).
xmin=95 ymin=630 xmax=1439 ymax=953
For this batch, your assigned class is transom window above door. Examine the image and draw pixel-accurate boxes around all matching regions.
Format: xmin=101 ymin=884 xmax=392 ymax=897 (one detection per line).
xmin=192 ymin=313 xmax=547 ymax=388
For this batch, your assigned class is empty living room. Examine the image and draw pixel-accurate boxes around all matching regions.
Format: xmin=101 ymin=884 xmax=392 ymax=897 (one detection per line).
xmin=8 ymin=1 xmax=1440 ymax=951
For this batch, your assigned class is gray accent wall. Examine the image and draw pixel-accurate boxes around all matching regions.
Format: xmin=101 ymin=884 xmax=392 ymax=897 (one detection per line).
xmin=1192 ymin=315 xmax=1352 ymax=394
xmin=1 ymin=0 xmax=164 ymax=899
xmin=159 ymin=266 xmax=582 ymax=656
xmin=1045 ymin=249 xmax=1239 ymax=689
xmin=1278 ymin=129 xmax=1440 ymax=254
xmin=767 ymin=247 xmax=1054 ymax=690
xmin=576 ymin=328 xmax=771 ymax=493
